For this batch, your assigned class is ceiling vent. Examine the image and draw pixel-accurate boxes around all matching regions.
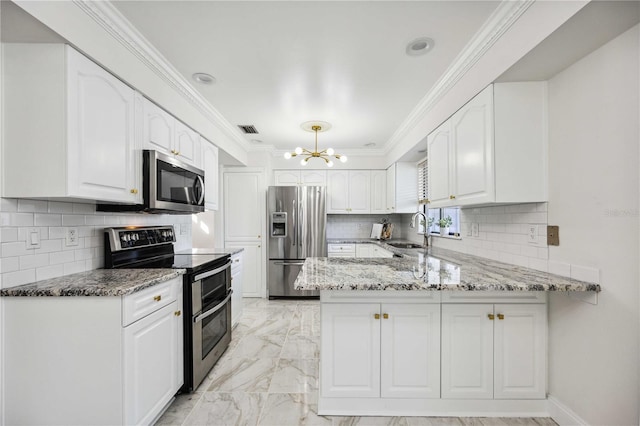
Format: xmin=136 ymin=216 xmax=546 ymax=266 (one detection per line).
xmin=238 ymin=125 xmax=259 ymax=134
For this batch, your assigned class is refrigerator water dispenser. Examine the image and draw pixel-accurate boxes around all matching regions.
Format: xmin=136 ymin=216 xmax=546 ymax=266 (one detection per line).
xmin=271 ymin=212 xmax=288 ymax=237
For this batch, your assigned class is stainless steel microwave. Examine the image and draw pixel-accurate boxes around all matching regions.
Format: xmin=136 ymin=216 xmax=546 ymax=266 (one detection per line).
xmin=98 ymin=150 xmax=205 ymax=214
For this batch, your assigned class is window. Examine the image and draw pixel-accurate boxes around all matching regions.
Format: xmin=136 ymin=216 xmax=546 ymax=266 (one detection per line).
xmin=417 ymin=158 xmax=460 ymax=237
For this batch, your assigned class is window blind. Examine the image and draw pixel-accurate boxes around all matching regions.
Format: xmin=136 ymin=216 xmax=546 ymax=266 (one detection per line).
xmin=417 ymin=159 xmax=428 ymax=204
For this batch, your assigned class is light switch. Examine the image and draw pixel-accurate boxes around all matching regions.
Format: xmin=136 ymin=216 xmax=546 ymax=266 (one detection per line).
xmin=28 ymin=228 xmax=41 ymax=248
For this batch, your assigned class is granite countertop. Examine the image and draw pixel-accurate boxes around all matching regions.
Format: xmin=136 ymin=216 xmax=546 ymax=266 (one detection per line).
xmin=298 ymin=239 xmax=600 ymax=292
xmin=180 ymin=247 xmax=244 ymax=255
xmin=0 ymin=269 xmax=186 ymax=297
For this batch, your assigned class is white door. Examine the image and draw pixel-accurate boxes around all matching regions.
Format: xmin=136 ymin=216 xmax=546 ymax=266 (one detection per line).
xmin=327 ymin=171 xmax=349 ymax=213
xmin=427 ymin=121 xmax=452 ymax=208
xmin=231 ymin=253 xmax=244 ymax=326
xmin=441 ymin=304 xmax=494 ymax=399
xmin=380 ymin=304 xmax=440 ymax=399
xmin=224 ymin=172 xmax=264 ymax=241
xmin=201 ymin=140 xmax=219 ymax=211
xmin=123 ymin=302 xmax=178 ymax=426
xmin=494 ymin=304 xmax=546 ymax=399
xmin=174 ymin=120 xmax=200 ymax=166
xmin=321 ymin=303 xmax=381 ymax=398
xmin=370 ymin=170 xmax=387 ymax=214
xmin=274 ymin=170 xmax=300 ymax=186
xmin=451 ymin=85 xmax=494 ymax=206
xmin=225 ymin=242 xmax=263 ymax=298
xmin=348 ymin=170 xmax=371 ymax=214
xmin=142 ymin=97 xmax=174 ymax=155
xmin=386 ymin=164 xmax=396 ymax=212
xmin=66 ymin=47 xmax=137 ymax=203
xmin=301 ymin=170 xmax=327 ymax=186
xmin=175 ymin=285 xmax=184 ymax=390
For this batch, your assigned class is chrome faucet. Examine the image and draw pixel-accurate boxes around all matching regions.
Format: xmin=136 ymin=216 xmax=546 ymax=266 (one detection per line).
xmin=410 ymin=211 xmax=430 ymax=248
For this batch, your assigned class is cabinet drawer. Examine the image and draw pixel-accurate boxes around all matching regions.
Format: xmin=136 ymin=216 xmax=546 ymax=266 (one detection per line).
xmin=123 ymin=278 xmax=179 ymax=327
xmin=328 ymin=244 xmax=356 ymax=253
xmin=231 ymin=254 xmax=243 ymax=273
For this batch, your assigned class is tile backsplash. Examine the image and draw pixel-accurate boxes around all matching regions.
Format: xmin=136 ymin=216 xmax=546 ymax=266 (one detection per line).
xmin=327 ymin=214 xmax=402 ymax=239
xmin=0 ymin=198 xmax=192 ymax=288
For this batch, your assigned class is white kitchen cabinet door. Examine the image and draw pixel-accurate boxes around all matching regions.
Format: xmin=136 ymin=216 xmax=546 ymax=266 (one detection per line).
xmin=124 ymin=301 xmax=179 ymax=426
xmin=66 ymin=46 xmax=139 ymax=203
xmin=380 ymin=304 xmax=440 ymax=399
xmin=301 ymin=170 xmax=327 ymax=186
xmin=394 ymin=163 xmax=418 ymax=213
xmin=321 ymin=303 xmax=381 ymax=398
xmin=327 ymin=171 xmax=350 ymax=213
xmin=441 ymin=304 xmax=494 ymax=399
xmin=225 ymin=242 xmax=264 ymax=298
xmin=355 ymin=244 xmax=373 ymax=257
xmin=371 ymin=246 xmax=394 ymax=258
xmin=142 ymin=97 xmax=175 ymax=155
xmin=224 ymin=172 xmax=265 ymax=241
xmin=201 ymin=140 xmax=219 ymax=210
xmin=348 ymin=170 xmax=371 ymax=214
xmin=175 ymin=284 xmax=184 ymax=391
xmin=494 ymin=304 xmax=546 ymax=399
xmin=174 ymin=120 xmax=200 ymax=166
xmin=451 ymin=85 xmax=494 ymax=206
xmin=274 ymin=170 xmax=301 ymax=186
xmin=231 ymin=252 xmax=245 ymax=326
xmin=427 ymin=121 xmax=453 ymax=208
xmin=370 ymin=170 xmax=387 ymax=214
xmin=386 ymin=164 xmax=396 ymax=212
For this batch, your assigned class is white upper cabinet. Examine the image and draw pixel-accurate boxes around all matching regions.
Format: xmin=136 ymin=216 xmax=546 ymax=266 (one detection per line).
xmin=427 ymin=83 xmax=548 ymax=208
xmin=388 ymin=163 xmax=418 ymax=213
xmin=3 ymin=44 xmax=141 ymax=204
xmin=201 ymin=139 xmax=219 ymax=211
xmin=370 ymin=170 xmax=387 ymax=214
xmin=142 ymin=98 xmax=200 ymax=167
xmin=273 ymin=170 xmax=327 ymax=186
xmin=327 ymin=170 xmax=371 ymax=214
xmin=224 ymin=172 xmax=265 ymax=241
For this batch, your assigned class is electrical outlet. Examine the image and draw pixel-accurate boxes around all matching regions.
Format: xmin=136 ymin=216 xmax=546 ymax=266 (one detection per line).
xmin=66 ymin=227 xmax=79 ymax=246
xmin=471 ymin=223 xmax=479 ymax=237
xmin=527 ymin=224 xmax=539 ymax=244
xmin=466 ymin=223 xmax=472 ymax=237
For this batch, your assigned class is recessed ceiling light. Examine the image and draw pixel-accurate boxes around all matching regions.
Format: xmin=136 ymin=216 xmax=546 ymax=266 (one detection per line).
xmin=192 ymin=73 xmax=216 ymax=85
xmin=406 ymin=37 xmax=434 ymax=56
xmin=364 ymin=143 xmax=376 ymax=147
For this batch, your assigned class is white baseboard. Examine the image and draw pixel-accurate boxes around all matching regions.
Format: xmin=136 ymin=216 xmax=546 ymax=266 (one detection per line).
xmin=548 ymin=395 xmax=588 ymax=426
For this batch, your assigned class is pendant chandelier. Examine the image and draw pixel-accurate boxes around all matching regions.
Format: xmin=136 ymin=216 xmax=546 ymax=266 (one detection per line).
xmin=284 ymin=121 xmax=347 ymax=167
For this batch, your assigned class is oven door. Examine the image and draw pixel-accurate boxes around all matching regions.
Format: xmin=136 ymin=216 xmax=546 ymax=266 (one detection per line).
xmin=145 ymin=150 xmax=205 ymax=213
xmin=191 ymin=261 xmax=232 ymax=388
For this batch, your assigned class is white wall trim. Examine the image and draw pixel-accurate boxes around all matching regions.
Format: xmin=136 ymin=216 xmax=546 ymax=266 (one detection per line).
xmin=548 ymin=395 xmax=589 ymax=426
xmin=71 ymin=0 xmax=251 ymax=153
xmin=381 ymin=0 xmax=535 ymax=156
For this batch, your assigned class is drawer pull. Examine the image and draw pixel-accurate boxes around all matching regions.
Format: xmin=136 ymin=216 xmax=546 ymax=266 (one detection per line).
xmin=374 ymin=313 xmax=380 ymax=320
xmin=153 ymin=295 xmax=162 ymax=302
xmin=174 ymin=310 xmax=181 ymax=317
xmin=497 ymin=313 xmax=504 ymax=320
xmin=488 ymin=313 xmax=495 ymax=320
xmin=383 ymin=313 xmax=389 ymax=319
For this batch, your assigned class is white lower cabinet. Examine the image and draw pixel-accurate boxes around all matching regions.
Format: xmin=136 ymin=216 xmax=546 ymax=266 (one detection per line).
xmin=441 ymin=303 xmax=547 ymax=400
xmin=225 ymin=241 xmax=264 ymax=298
xmin=331 ymin=243 xmax=393 ymax=258
xmin=3 ymin=277 xmax=183 ymax=426
xmin=321 ymin=301 xmax=440 ymax=399
xmin=231 ymin=251 xmax=245 ymax=326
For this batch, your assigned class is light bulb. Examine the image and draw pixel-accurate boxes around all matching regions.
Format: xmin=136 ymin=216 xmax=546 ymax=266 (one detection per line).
xmin=295 ymin=147 xmax=303 ymax=155
xmin=326 ymin=148 xmax=335 ymax=156
xmin=300 ymin=158 xmax=308 ymax=166
xmin=284 ymin=152 xmax=292 ymax=159
xmin=327 ymin=160 xmax=334 ymax=167
xmin=340 ymin=155 xmax=348 ymax=163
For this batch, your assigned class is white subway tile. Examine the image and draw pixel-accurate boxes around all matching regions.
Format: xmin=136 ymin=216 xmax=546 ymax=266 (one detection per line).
xmin=49 ymin=227 xmax=66 ymax=240
xmin=9 ymin=213 xmax=34 ymax=227
xmin=505 ymin=244 xmax=522 ymax=255
xmin=84 ymin=236 xmax=102 ymax=248
xmin=537 ymin=247 xmax=549 ymax=259
xmin=35 ymin=214 xmax=62 ymax=226
xmin=528 ymin=258 xmax=549 ymax=272
xmin=85 ymin=258 xmax=102 ymax=270
xmin=0 ymin=198 xmax=18 ymax=212
xmin=49 ymin=251 xmax=75 ymax=265
xmin=62 ymin=215 xmax=86 ymax=226
xmin=0 ymin=214 xmax=10 ymax=227
xmin=79 ymin=227 xmax=94 ymax=238
xmin=3 ymin=269 xmax=35 ymax=287
xmin=570 ymin=265 xmax=600 ymax=284
xmin=1 ymin=257 xmax=20 ymax=273
xmin=36 ymin=264 xmax=64 ymax=281
xmin=549 ymin=260 xmax=571 ymax=278
xmin=74 ymin=248 xmax=94 ymax=261
xmin=18 ymin=199 xmax=48 ymax=213
xmin=64 ymin=261 xmax=86 ymax=275
xmin=85 ymin=215 xmax=105 ymax=226
xmin=19 ymin=253 xmax=49 ymax=270
xmin=512 ymin=255 xmax=529 ymax=267
xmin=2 ymin=242 xmax=33 ymax=257
xmin=521 ymin=245 xmax=539 ymax=258
xmin=1 ymin=228 xmax=18 ymax=243
xmin=498 ymin=253 xmax=514 ymax=264
xmin=48 ymin=201 xmax=74 ymax=214
xmin=72 ymin=203 xmax=95 ymax=214
xmin=37 ymin=239 xmax=63 ymax=254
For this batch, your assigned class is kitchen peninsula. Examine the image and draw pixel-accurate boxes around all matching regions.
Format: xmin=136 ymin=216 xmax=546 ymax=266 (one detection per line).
xmin=295 ymin=245 xmax=599 ymax=417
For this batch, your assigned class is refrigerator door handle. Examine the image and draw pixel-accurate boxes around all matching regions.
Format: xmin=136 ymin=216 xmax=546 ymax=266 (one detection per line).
xmin=292 ymin=199 xmax=297 ymax=247
xmin=273 ymin=262 xmax=305 ymax=266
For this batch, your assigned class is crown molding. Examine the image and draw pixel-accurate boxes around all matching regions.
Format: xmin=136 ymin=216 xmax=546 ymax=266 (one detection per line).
xmin=72 ymin=0 xmax=251 ymax=152
xmin=382 ymin=0 xmax=535 ymax=155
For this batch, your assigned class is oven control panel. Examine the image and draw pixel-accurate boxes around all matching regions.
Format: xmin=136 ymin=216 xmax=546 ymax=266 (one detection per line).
xmin=106 ymin=226 xmax=176 ymax=251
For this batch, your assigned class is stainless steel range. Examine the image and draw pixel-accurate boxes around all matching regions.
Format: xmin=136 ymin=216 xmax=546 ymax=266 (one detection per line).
xmin=104 ymin=225 xmax=232 ymax=392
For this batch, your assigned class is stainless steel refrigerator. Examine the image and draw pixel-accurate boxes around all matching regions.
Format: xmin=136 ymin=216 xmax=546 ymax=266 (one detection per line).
xmin=267 ymin=186 xmax=326 ymax=298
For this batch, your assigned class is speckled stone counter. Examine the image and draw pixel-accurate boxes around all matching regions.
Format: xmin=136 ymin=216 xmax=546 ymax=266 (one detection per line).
xmin=178 ymin=247 xmax=244 ymax=255
xmin=0 ymin=269 xmax=186 ymax=297
xmin=299 ymin=242 xmax=600 ymax=292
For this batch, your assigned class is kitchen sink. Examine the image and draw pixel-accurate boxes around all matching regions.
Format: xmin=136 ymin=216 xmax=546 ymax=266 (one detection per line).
xmin=387 ymin=243 xmax=425 ymax=249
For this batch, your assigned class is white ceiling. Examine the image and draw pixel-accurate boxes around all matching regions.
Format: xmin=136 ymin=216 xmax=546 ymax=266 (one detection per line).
xmin=112 ymin=1 xmax=500 ymax=153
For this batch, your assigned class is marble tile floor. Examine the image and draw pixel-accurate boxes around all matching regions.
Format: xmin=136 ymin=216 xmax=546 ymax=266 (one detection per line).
xmin=156 ymin=298 xmax=557 ymax=426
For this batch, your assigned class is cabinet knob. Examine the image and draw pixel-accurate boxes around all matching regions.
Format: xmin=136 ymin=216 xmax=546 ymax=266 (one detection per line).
xmin=374 ymin=313 xmax=380 ymax=320
xmin=258 ymin=235 xmax=261 ymax=238
xmin=154 ymin=295 xmax=162 ymax=302
xmin=176 ymin=151 xmax=181 ymax=156
xmin=449 ymin=195 xmax=456 ymax=200
xmin=426 ymin=199 xmax=431 ymax=204
xmin=171 ymin=149 xmax=177 ymax=155
xmin=130 ymin=189 xmax=138 ymax=194
xmin=235 ymin=259 xmax=240 ymax=263
xmin=488 ymin=313 xmax=495 ymax=320
xmin=497 ymin=313 xmax=504 ymax=320
xmin=383 ymin=313 xmax=389 ymax=319
xmin=391 ymin=207 xmax=395 ymax=210
xmin=258 ymin=245 xmax=261 ymax=248
xmin=174 ymin=310 xmax=181 ymax=317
